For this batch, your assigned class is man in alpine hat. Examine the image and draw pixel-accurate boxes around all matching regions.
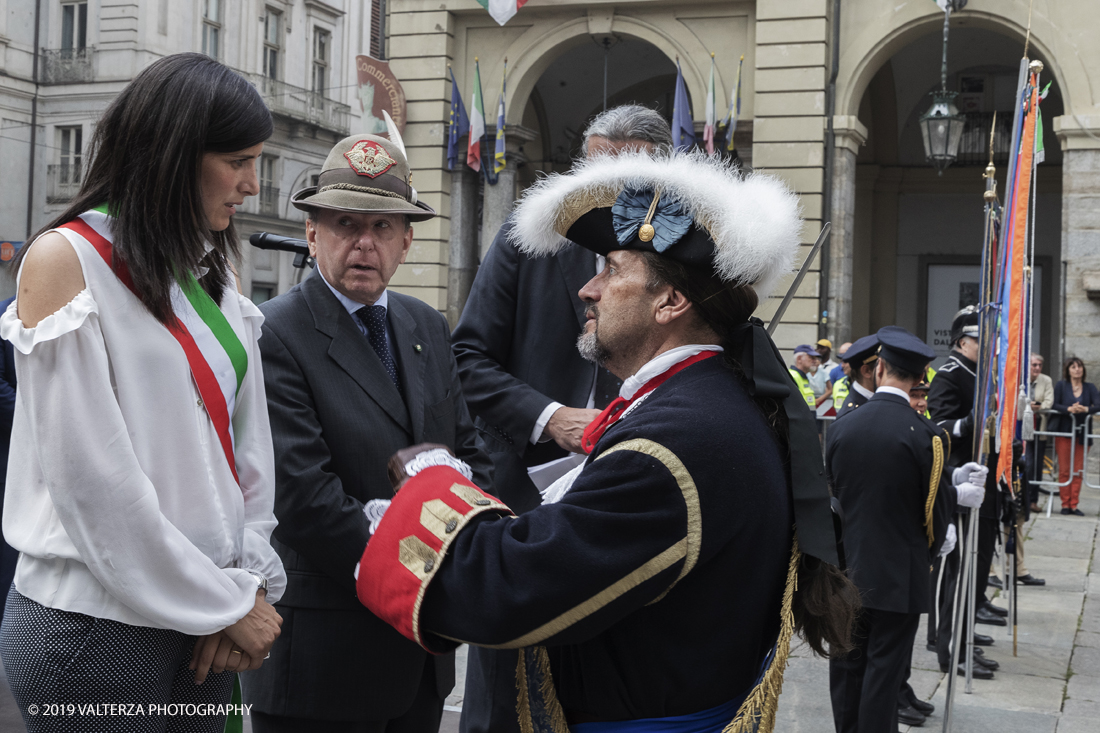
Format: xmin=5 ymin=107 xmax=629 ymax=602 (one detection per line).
xmin=349 ymin=151 xmax=860 ymax=733
xmin=826 ymin=326 xmax=987 ymax=732
xmin=242 ymin=134 xmax=492 ymax=732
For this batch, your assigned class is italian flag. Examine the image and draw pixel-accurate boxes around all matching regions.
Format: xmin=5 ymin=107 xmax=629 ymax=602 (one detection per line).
xmin=477 ymin=0 xmax=529 ymax=26
xmin=467 ymin=59 xmax=486 ymax=172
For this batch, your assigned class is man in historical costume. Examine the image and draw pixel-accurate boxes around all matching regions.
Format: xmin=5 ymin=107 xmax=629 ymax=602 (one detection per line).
xmin=826 ymin=326 xmax=987 ymax=733
xmin=927 ymin=307 xmax=1004 ymax=678
xmin=833 ymin=334 xmax=879 ymax=418
xmin=353 ymin=152 xmax=854 ymax=733
xmin=242 ymin=134 xmax=492 ymax=732
xmin=450 ymin=104 xmax=674 ymax=733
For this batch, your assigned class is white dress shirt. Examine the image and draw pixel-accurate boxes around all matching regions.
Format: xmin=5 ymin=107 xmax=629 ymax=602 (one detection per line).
xmin=318 ymin=271 xmax=396 ymax=356
xmin=0 ymin=229 xmax=285 ymax=635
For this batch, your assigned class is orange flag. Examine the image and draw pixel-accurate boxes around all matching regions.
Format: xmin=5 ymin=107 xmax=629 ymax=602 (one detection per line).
xmin=996 ymin=73 xmax=1039 ymax=484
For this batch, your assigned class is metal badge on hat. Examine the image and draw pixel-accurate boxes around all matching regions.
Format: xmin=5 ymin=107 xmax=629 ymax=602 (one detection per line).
xmin=344 ymin=140 xmax=396 ymax=178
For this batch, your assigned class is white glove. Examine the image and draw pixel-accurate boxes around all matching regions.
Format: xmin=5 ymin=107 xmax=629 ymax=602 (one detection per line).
xmin=939 ymin=523 xmax=957 ymax=557
xmin=363 ymin=498 xmax=391 ymax=535
xmin=952 ymin=462 xmax=988 ymax=489
xmin=956 ymin=481 xmax=985 ymax=509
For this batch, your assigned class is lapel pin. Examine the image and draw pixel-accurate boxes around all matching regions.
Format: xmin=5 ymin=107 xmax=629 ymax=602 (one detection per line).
xmin=414 ymin=344 xmax=423 ymax=353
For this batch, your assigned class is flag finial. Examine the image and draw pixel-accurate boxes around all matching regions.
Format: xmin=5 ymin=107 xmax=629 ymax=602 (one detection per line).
xmin=710 ymin=51 xmax=715 ymax=58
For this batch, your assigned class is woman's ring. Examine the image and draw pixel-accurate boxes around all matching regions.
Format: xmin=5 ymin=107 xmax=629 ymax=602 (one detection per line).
xmin=230 ymin=649 xmax=242 ymax=655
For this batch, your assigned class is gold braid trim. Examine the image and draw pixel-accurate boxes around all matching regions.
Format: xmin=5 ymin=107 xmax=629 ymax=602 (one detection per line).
xmin=723 ymin=537 xmax=801 ymax=733
xmin=515 ymin=647 xmax=569 ymax=733
xmin=318 ymin=182 xmax=407 ymax=200
xmin=516 ymin=650 xmax=533 ymax=733
xmin=925 ymin=436 xmax=944 ymax=548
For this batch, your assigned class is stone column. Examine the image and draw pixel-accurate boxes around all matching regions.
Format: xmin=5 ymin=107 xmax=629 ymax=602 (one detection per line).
xmin=479 ymin=124 xmax=537 ymax=260
xmin=1054 ymin=114 xmax=1100 ymax=366
xmin=446 ymin=166 xmax=480 ymax=328
xmin=828 ymin=115 xmax=868 ymax=346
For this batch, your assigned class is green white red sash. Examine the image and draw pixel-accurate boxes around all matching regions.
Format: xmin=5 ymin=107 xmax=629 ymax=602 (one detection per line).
xmin=58 ymin=207 xmax=246 ymax=484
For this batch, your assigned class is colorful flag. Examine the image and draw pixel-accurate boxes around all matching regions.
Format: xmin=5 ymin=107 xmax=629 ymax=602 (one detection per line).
xmin=672 ymin=60 xmax=696 ymax=152
xmin=722 ymin=55 xmax=744 ymax=152
xmin=995 ymin=67 xmax=1040 ymax=484
xmin=447 ymin=67 xmax=470 ymax=171
xmin=703 ymin=54 xmax=717 ymax=155
xmin=494 ymin=60 xmax=507 ymax=174
xmin=477 ymin=0 xmax=529 ymax=26
xmin=467 ymin=58 xmax=486 ymax=173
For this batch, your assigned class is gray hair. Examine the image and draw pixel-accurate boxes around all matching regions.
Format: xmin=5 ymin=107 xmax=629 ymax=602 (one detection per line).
xmin=581 ymin=104 xmax=673 ymax=157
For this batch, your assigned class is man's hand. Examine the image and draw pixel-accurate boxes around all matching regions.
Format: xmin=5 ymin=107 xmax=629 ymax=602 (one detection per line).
xmin=952 ymin=461 xmax=988 ymax=489
xmin=388 ymin=443 xmax=452 ymax=491
xmin=545 ymin=407 xmax=602 ymax=453
xmin=220 ymin=590 xmax=282 ymax=663
xmin=956 ymin=482 xmax=986 ymax=509
xmin=939 ymin=523 xmax=958 ymax=557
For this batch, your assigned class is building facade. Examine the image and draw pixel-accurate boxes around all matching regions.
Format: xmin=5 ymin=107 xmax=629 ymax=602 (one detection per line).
xmin=0 ymin=0 xmax=375 ymax=302
xmin=385 ymin=0 xmax=1100 ymax=369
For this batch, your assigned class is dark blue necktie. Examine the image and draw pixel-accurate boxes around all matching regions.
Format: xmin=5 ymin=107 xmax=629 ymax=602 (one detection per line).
xmin=355 ymin=305 xmax=402 ymax=395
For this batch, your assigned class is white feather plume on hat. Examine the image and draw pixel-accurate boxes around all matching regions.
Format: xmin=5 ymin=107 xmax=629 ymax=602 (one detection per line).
xmin=507 ymin=150 xmax=803 ymax=299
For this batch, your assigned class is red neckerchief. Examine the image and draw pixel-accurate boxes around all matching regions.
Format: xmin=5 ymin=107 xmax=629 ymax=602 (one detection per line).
xmin=581 ymin=351 xmax=719 ymax=454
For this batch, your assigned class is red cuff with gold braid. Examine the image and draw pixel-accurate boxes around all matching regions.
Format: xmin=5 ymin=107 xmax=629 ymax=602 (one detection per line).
xmin=356 ymin=465 xmax=513 ymax=652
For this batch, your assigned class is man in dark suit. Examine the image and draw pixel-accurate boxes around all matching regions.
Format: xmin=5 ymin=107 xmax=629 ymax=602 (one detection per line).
xmin=827 ymin=326 xmax=983 ymax=733
xmin=0 ymin=295 xmax=17 ymax=622
xmin=450 ymin=105 xmax=672 ymax=733
xmin=241 ymin=134 xmax=491 ymax=733
xmin=833 ymin=334 xmax=878 ymax=418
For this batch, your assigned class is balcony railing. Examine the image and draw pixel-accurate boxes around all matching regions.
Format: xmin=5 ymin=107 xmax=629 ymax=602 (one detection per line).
xmin=47 ymin=164 xmax=82 ymax=203
xmin=41 ymin=48 xmax=95 ymax=85
xmin=242 ymin=72 xmax=350 ymax=135
xmin=259 ymin=185 xmax=280 ymax=216
xmin=956 ymin=112 xmax=1013 ymax=167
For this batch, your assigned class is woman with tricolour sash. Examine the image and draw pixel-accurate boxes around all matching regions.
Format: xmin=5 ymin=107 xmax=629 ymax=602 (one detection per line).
xmin=0 ymin=53 xmax=285 ymax=732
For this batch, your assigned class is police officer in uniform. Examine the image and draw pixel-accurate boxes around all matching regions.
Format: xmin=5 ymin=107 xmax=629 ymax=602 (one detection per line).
xmin=789 ymin=344 xmax=819 ymax=409
xmin=827 ymin=326 xmax=986 ymax=733
xmin=927 ymin=307 xmax=1004 ymax=679
xmin=834 ymin=335 xmax=879 ymax=418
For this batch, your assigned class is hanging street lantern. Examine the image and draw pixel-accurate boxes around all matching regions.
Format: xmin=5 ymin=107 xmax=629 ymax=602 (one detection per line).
xmin=920 ymin=89 xmax=966 ymax=173
xmin=920 ymin=1 xmax=968 ymax=173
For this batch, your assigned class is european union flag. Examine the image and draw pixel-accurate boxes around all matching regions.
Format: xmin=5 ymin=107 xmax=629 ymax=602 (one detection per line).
xmin=448 ymin=67 xmax=470 ymax=171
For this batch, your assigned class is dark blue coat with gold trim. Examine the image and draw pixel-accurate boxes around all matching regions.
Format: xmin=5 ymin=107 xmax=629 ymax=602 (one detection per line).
xmin=825 ymin=392 xmax=957 ymax=614
xmin=357 ymin=356 xmax=794 ymax=722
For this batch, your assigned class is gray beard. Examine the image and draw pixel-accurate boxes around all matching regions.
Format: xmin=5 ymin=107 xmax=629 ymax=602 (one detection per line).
xmin=576 ymin=330 xmax=610 ymax=366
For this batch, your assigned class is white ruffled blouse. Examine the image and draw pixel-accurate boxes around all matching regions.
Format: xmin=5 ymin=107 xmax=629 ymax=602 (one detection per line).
xmin=0 ymin=228 xmax=286 ymax=636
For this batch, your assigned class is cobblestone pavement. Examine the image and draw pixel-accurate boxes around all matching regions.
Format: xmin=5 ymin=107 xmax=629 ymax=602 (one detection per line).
xmin=3 ymin=486 xmax=1096 ymax=733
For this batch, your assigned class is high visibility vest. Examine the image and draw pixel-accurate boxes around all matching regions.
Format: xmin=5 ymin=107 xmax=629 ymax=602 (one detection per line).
xmin=926 ymin=366 xmax=937 ymax=383
xmin=833 ymin=376 xmax=850 ymax=411
xmin=789 ymin=368 xmax=815 ymax=409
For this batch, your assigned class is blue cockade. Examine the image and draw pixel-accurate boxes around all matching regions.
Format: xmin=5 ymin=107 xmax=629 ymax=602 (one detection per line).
xmin=611 ymin=187 xmax=692 ymax=253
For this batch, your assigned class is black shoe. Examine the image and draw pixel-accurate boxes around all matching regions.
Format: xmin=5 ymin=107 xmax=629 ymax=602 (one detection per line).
xmin=976 ymin=606 xmax=1008 ymax=626
xmin=940 ymin=661 xmax=995 ymax=679
xmin=1073 ymin=508 xmax=1086 ymax=516
xmin=926 ymin=642 xmax=938 ymax=652
xmin=908 ymin=697 xmax=935 ymax=716
xmin=1061 ymin=508 xmax=1072 ymax=515
xmin=1018 ymin=573 xmax=1046 ymax=586
xmin=1038 ymin=487 xmax=1051 ymax=494
xmin=973 ymin=632 xmax=994 ymax=646
xmin=897 ymin=704 xmax=926 ymax=726
xmin=974 ymin=653 xmax=999 ymax=671
xmin=988 ymin=576 xmax=1003 ymax=589
xmin=983 ymin=601 xmax=1008 ymax=617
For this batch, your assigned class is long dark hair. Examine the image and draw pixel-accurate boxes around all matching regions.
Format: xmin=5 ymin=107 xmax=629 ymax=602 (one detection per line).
xmin=16 ymin=53 xmax=272 ymax=324
xmin=641 ymin=252 xmax=859 ymax=657
xmin=1062 ymin=356 xmax=1087 ymax=383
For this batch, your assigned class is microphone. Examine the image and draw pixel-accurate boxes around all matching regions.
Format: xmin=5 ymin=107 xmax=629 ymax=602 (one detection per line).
xmin=249 ymin=232 xmax=309 ymax=256
xmin=249 ymin=232 xmax=313 ymax=270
